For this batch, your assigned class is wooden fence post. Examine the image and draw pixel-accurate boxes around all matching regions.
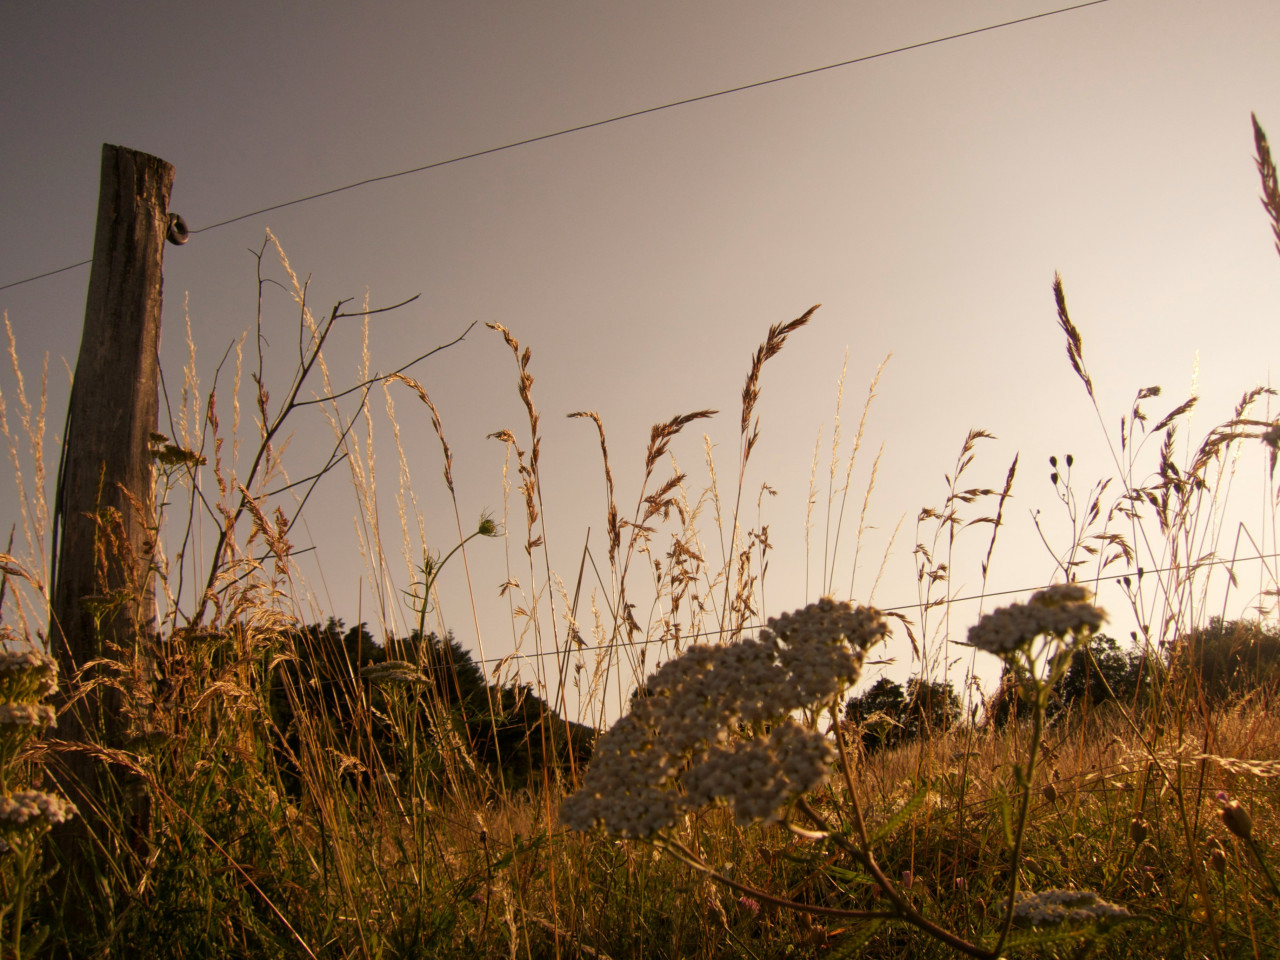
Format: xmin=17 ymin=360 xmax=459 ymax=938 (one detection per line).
xmin=52 ymin=143 xmax=171 ymax=697
xmin=48 ymin=144 xmax=173 ymax=916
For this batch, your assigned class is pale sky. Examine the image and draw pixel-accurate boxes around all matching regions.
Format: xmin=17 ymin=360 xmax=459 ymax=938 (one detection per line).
xmin=3 ymin=0 xmax=1279 ymax=713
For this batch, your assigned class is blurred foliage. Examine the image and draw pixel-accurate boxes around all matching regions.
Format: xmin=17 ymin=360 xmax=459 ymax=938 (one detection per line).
xmin=979 ymin=618 xmax=1280 ymax=727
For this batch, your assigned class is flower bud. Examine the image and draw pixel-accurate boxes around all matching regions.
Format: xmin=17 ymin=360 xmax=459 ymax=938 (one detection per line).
xmin=1220 ymin=799 xmax=1253 ymax=840
xmin=1130 ymin=817 xmax=1148 ymax=845
xmin=1042 ymin=783 xmax=1058 ymax=804
xmin=1209 ymin=846 xmax=1227 ymax=875
xmin=1139 ymin=866 xmax=1155 ymax=895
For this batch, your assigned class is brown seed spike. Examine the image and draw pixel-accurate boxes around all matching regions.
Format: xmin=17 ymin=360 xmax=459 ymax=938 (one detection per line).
xmin=645 ymin=410 xmax=717 ymax=471
xmin=740 ymin=305 xmax=819 ymax=436
xmin=1253 ymin=113 xmax=1280 ymax=259
xmin=1053 ymin=274 xmax=1094 ymax=399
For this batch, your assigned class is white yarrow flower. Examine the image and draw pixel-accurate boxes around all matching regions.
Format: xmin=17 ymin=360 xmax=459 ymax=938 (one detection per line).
xmin=0 ymin=790 xmax=78 ymax=829
xmin=1012 ymin=889 xmax=1130 ymax=926
xmin=561 ymin=599 xmax=885 ymax=837
xmin=967 ymin=585 xmax=1105 ymax=655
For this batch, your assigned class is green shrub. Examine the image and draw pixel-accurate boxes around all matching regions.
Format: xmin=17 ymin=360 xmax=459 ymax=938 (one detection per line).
xmin=1169 ymin=616 xmax=1280 ymax=706
xmin=845 ymin=674 xmax=962 ymax=751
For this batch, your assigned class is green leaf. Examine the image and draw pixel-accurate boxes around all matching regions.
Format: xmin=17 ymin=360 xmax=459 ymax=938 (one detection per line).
xmin=869 ymin=780 xmax=931 ymax=846
xmin=997 ymin=788 xmax=1015 ymax=849
xmin=824 ymin=863 xmax=872 ymax=883
xmin=824 ymin=920 xmax=884 ymax=959
xmin=1002 ymin=919 xmax=1125 ymax=954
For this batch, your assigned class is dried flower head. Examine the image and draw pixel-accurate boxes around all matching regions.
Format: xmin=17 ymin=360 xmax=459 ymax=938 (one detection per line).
xmin=360 ymin=660 xmax=429 ymax=685
xmin=966 ymin=584 xmax=1105 ymax=656
xmin=561 ymin=599 xmax=885 ymax=837
xmin=1263 ymin=421 xmax=1280 ymax=451
xmin=1012 ymin=888 xmax=1130 ymax=927
xmin=1207 ymin=838 xmax=1228 ymax=875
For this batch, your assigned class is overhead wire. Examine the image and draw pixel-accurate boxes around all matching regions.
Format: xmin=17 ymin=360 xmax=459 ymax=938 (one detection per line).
xmin=0 ymin=0 xmax=1112 ymax=293
xmin=474 ymin=548 xmax=1280 ymax=666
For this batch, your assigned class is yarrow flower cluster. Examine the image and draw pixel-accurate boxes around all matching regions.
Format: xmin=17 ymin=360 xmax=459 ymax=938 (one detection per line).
xmin=682 ymin=720 xmax=835 ymax=825
xmin=0 ymin=702 xmax=56 ymax=728
xmin=966 ymin=584 xmax=1105 ymax=656
xmin=0 ymin=629 xmax=76 ymax=854
xmin=1011 ymin=888 xmax=1130 ymax=926
xmin=0 ymin=635 xmax=58 ymax=702
xmin=0 ymin=790 xmax=77 ymax=829
xmin=561 ymin=598 xmax=886 ymax=837
xmin=0 ymin=639 xmax=59 ymax=754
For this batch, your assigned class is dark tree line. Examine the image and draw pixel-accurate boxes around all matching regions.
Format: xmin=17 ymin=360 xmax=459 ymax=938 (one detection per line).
xmin=1169 ymin=616 xmax=1280 ymax=705
xmin=268 ymin=618 xmax=594 ymax=796
xmin=843 ymin=676 xmax=962 ymax=752
xmin=981 ymin=632 xmax=1151 ymax=729
xmin=843 ymin=618 xmax=1279 ymax=750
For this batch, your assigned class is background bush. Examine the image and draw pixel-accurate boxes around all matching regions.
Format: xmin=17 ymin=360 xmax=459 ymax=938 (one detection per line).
xmin=844 ymin=674 xmax=962 ymax=752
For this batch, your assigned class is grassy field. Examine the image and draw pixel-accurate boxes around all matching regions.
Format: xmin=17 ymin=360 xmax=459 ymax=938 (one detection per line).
xmin=1 ymin=123 xmax=1279 ymax=959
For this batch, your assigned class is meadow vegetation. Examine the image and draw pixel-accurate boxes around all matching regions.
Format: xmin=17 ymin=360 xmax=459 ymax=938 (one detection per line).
xmin=0 ymin=120 xmax=1278 ymax=959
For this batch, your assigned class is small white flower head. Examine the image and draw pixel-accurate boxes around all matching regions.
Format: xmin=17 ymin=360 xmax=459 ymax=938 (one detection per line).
xmin=683 ymin=720 xmax=834 ymax=825
xmin=1012 ymin=888 xmax=1130 ymax=927
xmin=0 ymin=790 xmax=77 ymax=832
xmin=559 ymin=714 xmax=685 ymax=838
xmin=561 ymin=600 xmax=886 ymax=837
xmin=0 ymin=634 xmax=58 ymax=701
xmin=967 ymin=584 xmax=1105 ymax=656
xmin=0 ymin=702 xmax=56 ymax=728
